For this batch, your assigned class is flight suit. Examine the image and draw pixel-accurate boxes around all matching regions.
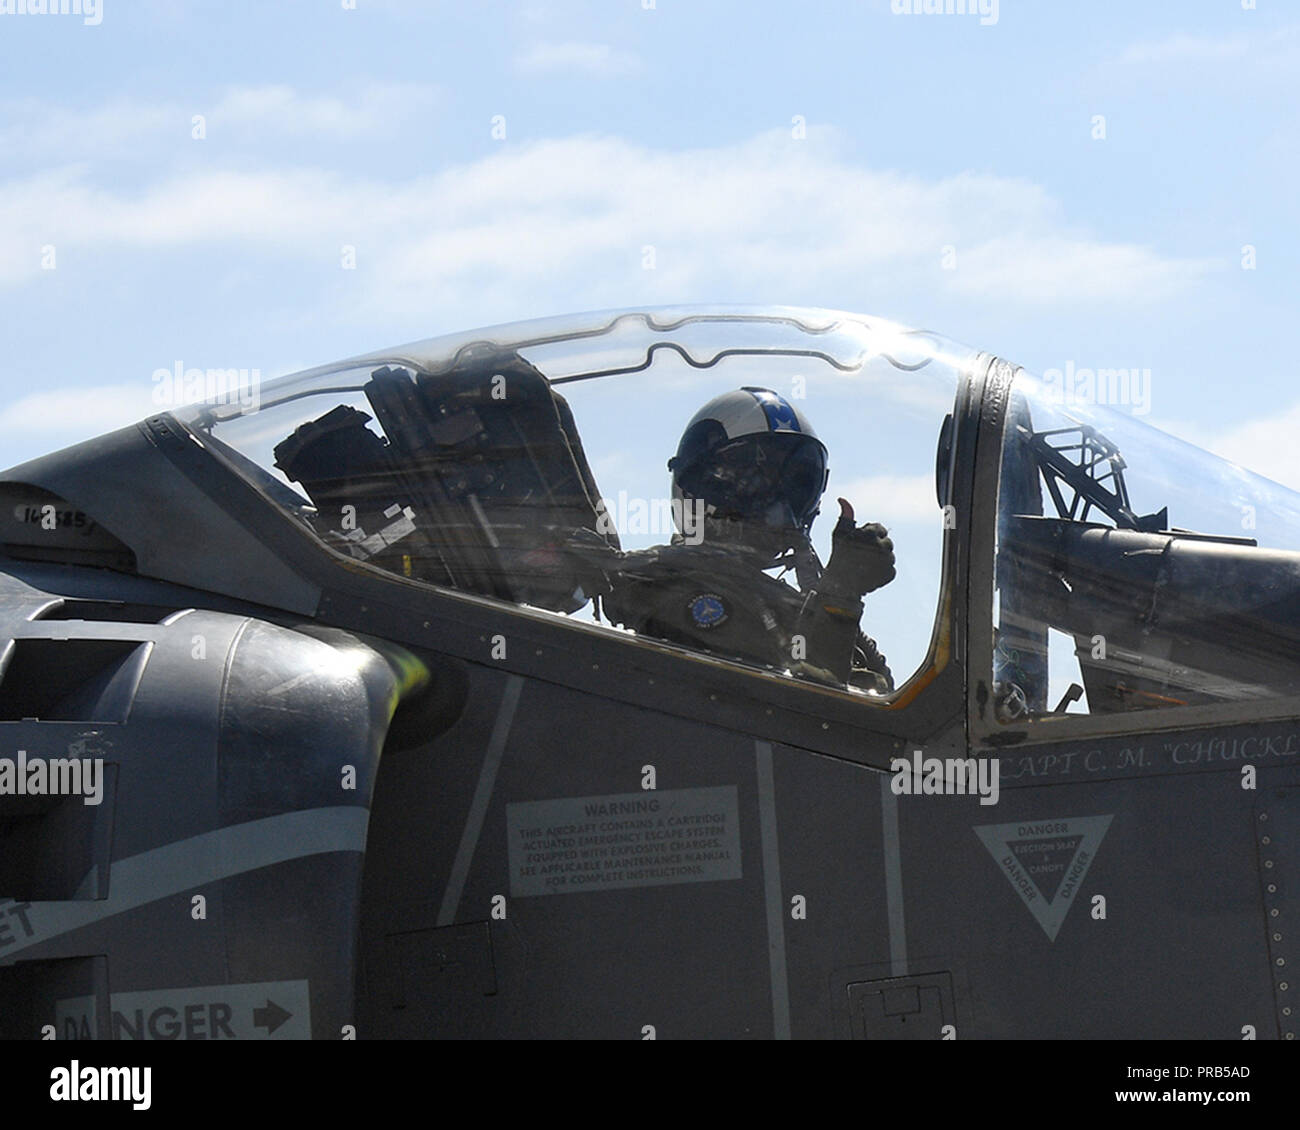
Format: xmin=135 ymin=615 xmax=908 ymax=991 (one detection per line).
xmin=600 ymin=540 xmax=893 ymax=693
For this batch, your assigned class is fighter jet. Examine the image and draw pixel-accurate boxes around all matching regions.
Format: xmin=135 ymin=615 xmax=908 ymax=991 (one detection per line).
xmin=0 ymin=306 xmax=1292 ymax=1039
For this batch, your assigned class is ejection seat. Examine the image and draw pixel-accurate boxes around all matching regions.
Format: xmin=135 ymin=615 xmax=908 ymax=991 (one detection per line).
xmin=274 ymin=349 xmax=618 ymax=614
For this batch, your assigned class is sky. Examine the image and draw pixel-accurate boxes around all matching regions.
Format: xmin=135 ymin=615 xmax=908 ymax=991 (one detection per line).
xmin=0 ymin=0 xmax=1296 ymax=479
xmin=0 ymin=3 xmax=1293 ymax=1044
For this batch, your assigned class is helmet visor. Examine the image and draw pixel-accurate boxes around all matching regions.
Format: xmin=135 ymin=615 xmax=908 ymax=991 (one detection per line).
xmin=679 ymin=432 xmax=827 ymax=530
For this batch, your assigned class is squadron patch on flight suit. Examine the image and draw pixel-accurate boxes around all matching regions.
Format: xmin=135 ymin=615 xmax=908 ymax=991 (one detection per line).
xmin=688 ymin=592 xmax=728 ymax=629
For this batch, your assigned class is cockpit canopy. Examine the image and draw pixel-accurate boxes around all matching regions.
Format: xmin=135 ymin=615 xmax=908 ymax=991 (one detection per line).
xmin=175 ymin=307 xmax=973 ymax=696
xmin=167 ymin=304 xmax=1300 ymax=723
xmin=994 ymin=369 xmax=1300 ymax=722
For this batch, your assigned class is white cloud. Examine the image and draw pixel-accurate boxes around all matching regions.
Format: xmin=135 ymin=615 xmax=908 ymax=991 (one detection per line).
xmin=516 ymin=41 xmax=644 ymax=77
xmin=832 ymin=474 xmax=939 ymax=526
xmin=0 ymin=383 xmax=157 ymax=442
xmin=207 ymin=83 xmax=439 ymax=140
xmin=0 ymin=82 xmax=439 ymax=162
xmin=1117 ymin=32 xmax=1250 ymax=66
xmin=1113 ymin=24 xmax=1300 ymax=77
xmin=1167 ymin=401 xmax=1300 ymax=495
xmin=948 ymin=235 xmax=1209 ymax=304
xmin=0 ymin=98 xmax=174 ymax=162
xmin=0 ymin=362 xmax=306 ymax=456
xmin=0 ymin=128 xmax=1211 ymax=320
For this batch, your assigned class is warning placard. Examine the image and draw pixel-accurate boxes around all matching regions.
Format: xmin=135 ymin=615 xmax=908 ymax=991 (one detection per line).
xmin=55 ymin=980 xmax=311 ymax=1040
xmin=507 ymin=786 xmax=742 ymax=897
xmin=974 ymin=815 xmax=1113 ymax=941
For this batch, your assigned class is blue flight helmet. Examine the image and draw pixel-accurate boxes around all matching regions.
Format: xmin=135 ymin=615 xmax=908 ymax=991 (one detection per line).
xmin=668 ymin=387 xmax=829 ymax=554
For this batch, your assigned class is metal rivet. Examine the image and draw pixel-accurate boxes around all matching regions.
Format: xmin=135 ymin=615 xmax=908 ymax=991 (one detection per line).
xmin=1272 ymin=909 xmax=1280 ymax=917
xmin=1270 ymin=884 xmax=1278 ymax=893
xmin=422 ymin=621 xmax=430 ymax=628
xmin=1266 ymin=860 xmax=1275 ymax=869
xmin=822 ymin=722 xmax=829 ymax=729
xmin=1277 ymin=958 xmax=1286 ymax=967
xmin=1275 ymin=934 xmax=1284 ymax=942
xmin=1262 ymin=836 xmax=1272 ymax=845
xmin=1260 ymin=812 xmax=1269 ymax=821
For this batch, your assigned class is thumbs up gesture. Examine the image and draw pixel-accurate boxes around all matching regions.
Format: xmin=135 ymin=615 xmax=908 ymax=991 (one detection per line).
xmin=819 ymin=498 xmax=896 ymax=598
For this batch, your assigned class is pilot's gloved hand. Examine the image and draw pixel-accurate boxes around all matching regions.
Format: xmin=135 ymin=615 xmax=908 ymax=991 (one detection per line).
xmin=558 ymin=526 xmax=624 ymax=595
xmin=818 ymin=498 xmax=895 ymax=598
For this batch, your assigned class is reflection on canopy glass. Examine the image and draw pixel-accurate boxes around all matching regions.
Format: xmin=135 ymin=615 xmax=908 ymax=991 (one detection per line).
xmin=175 ymin=309 xmax=972 ymax=698
xmin=995 ymin=369 xmax=1300 ymax=722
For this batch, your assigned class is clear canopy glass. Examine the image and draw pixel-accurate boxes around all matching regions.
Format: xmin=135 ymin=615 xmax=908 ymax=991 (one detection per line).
xmin=994 ymin=367 xmax=1300 ymax=722
xmin=174 ymin=306 xmax=978 ymax=697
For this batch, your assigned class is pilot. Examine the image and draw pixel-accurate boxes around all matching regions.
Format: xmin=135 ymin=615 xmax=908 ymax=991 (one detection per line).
xmin=596 ymin=387 xmax=897 ymax=692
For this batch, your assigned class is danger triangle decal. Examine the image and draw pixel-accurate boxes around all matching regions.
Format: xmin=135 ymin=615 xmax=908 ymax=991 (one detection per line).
xmin=974 ymin=815 xmax=1113 ymax=941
